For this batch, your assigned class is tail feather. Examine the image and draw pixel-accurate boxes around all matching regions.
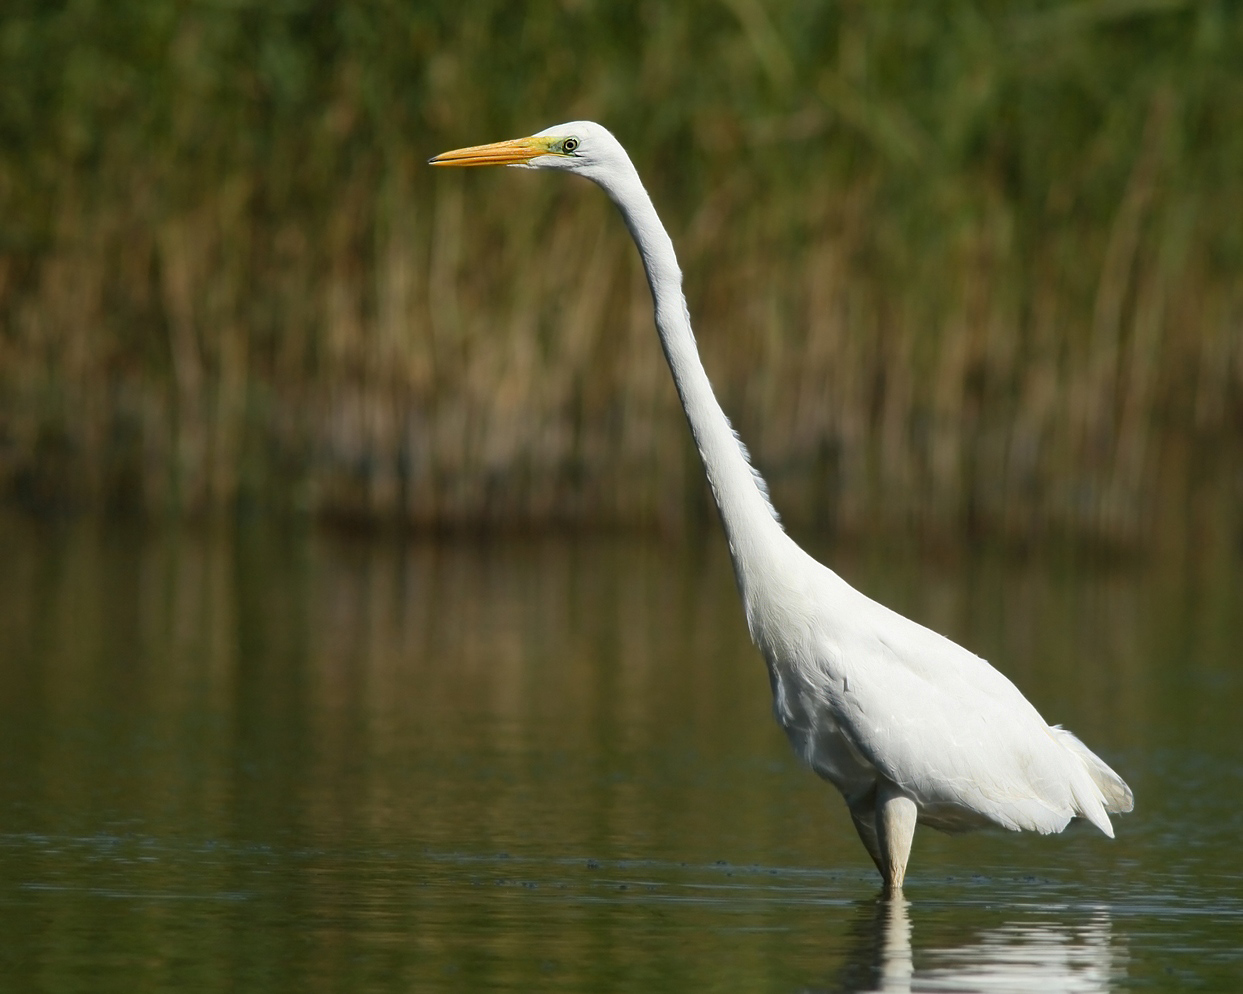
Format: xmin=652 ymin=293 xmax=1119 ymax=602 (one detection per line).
xmin=1052 ymin=727 xmax=1135 ymax=820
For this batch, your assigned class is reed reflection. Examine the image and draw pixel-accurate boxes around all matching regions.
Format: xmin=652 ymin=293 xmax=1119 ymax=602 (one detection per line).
xmin=830 ymin=896 xmax=1123 ymax=994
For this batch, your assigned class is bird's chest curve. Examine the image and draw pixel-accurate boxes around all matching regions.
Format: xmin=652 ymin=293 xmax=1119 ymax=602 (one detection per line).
xmin=759 ymin=637 xmax=875 ymax=792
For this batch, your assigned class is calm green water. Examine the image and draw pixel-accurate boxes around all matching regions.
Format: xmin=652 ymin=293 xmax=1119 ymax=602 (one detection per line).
xmin=0 ymin=516 xmax=1239 ymax=992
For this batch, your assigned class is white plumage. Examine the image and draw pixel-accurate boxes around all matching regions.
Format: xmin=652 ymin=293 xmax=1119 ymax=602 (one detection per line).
xmin=431 ymin=121 xmax=1133 ymax=891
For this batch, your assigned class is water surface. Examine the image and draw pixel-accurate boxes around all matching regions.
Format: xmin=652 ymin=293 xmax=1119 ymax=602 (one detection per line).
xmin=0 ymin=517 xmax=1239 ymax=991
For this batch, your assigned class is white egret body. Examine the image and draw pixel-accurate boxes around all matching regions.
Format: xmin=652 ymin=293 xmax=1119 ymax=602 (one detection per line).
xmin=431 ymin=122 xmax=1133 ymax=891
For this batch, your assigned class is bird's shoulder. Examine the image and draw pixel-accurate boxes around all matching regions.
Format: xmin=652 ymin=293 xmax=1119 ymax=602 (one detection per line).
xmin=786 ymin=567 xmax=1018 ymax=702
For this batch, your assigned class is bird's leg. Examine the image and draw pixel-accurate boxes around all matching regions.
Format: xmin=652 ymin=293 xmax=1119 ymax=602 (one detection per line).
xmin=846 ymin=789 xmax=886 ymax=877
xmin=875 ymin=782 xmax=918 ymax=894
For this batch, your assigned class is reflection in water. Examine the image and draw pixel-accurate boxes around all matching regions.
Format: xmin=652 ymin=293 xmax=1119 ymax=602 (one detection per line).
xmin=833 ymin=897 xmax=1122 ymax=994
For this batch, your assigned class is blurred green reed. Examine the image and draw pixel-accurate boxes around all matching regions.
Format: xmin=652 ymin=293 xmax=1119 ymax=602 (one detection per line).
xmin=0 ymin=1 xmax=1239 ymax=547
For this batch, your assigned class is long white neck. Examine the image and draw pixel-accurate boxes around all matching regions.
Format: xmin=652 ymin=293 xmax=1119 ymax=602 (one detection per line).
xmin=594 ymin=163 xmax=793 ymax=583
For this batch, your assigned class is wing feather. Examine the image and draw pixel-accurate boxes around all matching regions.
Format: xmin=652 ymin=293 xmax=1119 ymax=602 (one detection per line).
xmin=817 ymin=590 xmax=1128 ymax=837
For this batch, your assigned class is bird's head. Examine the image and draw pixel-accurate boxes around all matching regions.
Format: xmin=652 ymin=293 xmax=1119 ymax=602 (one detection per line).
xmin=429 ymin=121 xmax=624 ymax=183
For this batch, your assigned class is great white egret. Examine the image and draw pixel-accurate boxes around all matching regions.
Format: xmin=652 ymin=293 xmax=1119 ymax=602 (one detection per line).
xmin=430 ymin=122 xmax=1133 ymax=892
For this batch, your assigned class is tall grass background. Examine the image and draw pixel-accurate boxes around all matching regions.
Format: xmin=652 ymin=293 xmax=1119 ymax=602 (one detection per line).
xmin=1 ymin=1 xmax=1240 ymax=549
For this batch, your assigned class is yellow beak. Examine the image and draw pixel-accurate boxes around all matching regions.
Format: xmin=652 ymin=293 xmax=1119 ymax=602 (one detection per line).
xmin=429 ymin=136 xmax=551 ymax=167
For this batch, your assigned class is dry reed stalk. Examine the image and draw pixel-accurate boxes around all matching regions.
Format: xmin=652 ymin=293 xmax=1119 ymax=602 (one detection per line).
xmin=1 ymin=1 xmax=1240 ymax=548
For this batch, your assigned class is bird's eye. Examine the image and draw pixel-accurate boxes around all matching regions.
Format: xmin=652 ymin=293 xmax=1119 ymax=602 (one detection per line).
xmin=562 ymin=137 xmax=580 ymax=154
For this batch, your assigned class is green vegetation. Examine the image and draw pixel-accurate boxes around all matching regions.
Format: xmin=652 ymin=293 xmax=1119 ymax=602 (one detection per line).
xmin=1 ymin=1 xmax=1240 ymax=547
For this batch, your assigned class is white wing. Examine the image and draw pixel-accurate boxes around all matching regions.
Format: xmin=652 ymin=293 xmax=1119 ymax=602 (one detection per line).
xmin=810 ymin=580 xmax=1132 ymax=836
